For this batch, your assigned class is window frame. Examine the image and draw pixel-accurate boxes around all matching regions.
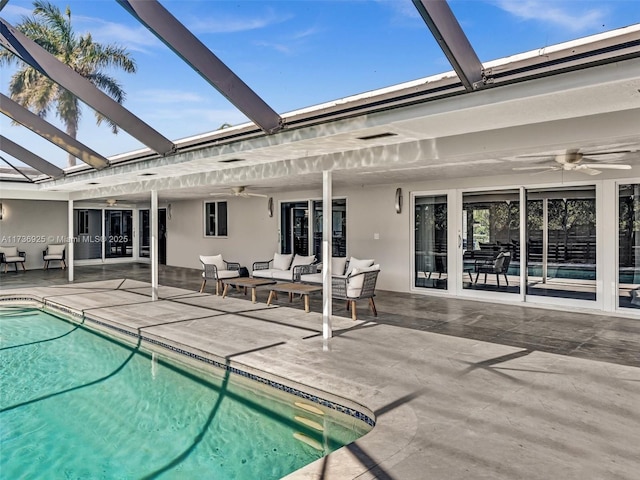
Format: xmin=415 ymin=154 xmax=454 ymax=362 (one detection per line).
xmin=203 ymin=200 xmax=228 ymax=237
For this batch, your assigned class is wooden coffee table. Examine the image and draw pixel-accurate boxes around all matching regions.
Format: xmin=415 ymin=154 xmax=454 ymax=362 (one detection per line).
xmin=221 ymin=277 xmax=276 ymax=303
xmin=266 ymin=282 xmax=323 ymax=313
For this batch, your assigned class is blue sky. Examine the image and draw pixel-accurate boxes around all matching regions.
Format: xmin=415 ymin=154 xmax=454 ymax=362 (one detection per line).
xmin=1 ymin=0 xmax=639 ymax=168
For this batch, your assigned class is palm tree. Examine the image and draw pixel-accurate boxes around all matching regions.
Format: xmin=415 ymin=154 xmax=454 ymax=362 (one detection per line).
xmin=0 ymin=1 xmax=136 ymax=167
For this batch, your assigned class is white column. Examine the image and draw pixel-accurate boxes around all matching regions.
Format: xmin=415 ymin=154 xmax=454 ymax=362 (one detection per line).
xmin=600 ymin=180 xmax=615 ymax=312
xmin=542 ymin=198 xmax=548 ymax=283
xmin=151 ymin=190 xmax=159 ymax=301
xmin=519 ymin=187 xmax=527 ymax=302
xmin=322 ymin=170 xmax=333 ymax=340
xmin=68 ymin=199 xmax=74 ymax=282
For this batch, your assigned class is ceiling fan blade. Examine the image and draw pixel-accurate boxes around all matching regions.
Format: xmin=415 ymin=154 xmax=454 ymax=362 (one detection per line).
xmin=246 ymin=193 xmax=268 ymax=198
xmin=583 ymin=150 xmax=633 ymax=156
xmin=574 ymin=165 xmax=601 ymax=175
xmin=515 ymin=154 xmax=554 ymax=159
xmin=582 ymin=163 xmax=631 ymax=170
xmin=512 ymin=166 xmax=556 ymax=171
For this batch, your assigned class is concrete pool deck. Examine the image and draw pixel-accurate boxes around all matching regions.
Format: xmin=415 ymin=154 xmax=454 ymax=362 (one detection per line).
xmin=1 ymin=278 xmax=639 ymax=479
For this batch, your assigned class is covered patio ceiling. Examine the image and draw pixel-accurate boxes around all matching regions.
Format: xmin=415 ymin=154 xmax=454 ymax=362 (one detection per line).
xmin=1 ymin=0 xmax=639 ymax=203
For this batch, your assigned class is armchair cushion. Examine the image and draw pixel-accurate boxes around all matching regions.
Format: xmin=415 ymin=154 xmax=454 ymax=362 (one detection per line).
xmin=200 ymin=254 xmax=225 ymax=271
xmin=346 ymin=257 xmax=374 ymax=276
xmin=290 ymin=254 xmax=315 ymax=269
xmin=44 ymin=244 xmax=66 ymax=261
xmin=347 ymin=264 xmax=380 ymax=297
xmin=47 ymin=244 xmax=66 ymax=256
xmin=0 ymin=246 xmax=18 ymax=257
xmin=273 ymin=252 xmax=293 ymax=270
xmin=332 ymin=257 xmax=348 ymax=276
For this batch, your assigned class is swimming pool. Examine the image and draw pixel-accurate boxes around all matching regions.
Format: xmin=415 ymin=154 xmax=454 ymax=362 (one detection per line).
xmin=0 ymin=306 xmax=372 ymax=479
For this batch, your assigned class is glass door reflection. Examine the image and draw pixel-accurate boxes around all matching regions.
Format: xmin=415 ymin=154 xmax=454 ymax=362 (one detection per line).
xmin=462 ymin=190 xmax=520 ymax=293
xmin=414 ymin=195 xmax=448 ymax=290
xmin=105 ymin=210 xmax=133 ymax=258
xmin=619 ymin=184 xmax=640 ymax=309
xmin=526 ymin=187 xmax=596 ymax=301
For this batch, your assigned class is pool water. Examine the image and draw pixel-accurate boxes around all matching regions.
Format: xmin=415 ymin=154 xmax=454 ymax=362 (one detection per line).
xmin=0 ymin=307 xmax=370 ymax=479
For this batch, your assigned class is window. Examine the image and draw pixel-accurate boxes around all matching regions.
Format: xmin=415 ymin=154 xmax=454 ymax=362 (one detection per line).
xmin=77 ymin=210 xmax=89 ymax=234
xmin=204 ymin=201 xmax=228 ymax=236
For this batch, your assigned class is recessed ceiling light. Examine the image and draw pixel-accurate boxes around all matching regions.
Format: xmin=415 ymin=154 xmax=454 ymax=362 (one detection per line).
xmin=357 ymin=132 xmax=397 ymax=141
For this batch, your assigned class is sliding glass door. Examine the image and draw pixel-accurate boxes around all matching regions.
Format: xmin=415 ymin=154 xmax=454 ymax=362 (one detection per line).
xmin=619 ymin=183 xmax=640 ymax=310
xmin=462 ymin=190 xmax=520 ymax=295
xmin=414 ymin=194 xmax=448 ymax=290
xmin=525 ymin=187 xmax=596 ymax=302
xmin=105 ymin=210 xmax=133 ymax=259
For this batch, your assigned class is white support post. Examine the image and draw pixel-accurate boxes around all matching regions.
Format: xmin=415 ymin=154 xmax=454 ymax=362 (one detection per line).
xmin=322 ymin=170 xmax=333 ymax=341
xmin=519 ymin=187 xmax=527 ymax=302
xmin=68 ymin=199 xmax=74 ymax=282
xmin=151 ymin=190 xmax=159 ymax=301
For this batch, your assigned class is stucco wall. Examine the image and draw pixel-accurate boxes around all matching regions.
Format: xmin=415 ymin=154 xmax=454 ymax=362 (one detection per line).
xmin=167 ymin=197 xmax=279 ymax=270
xmin=164 ymin=184 xmax=412 ymax=292
xmin=0 ymin=199 xmax=68 ymax=271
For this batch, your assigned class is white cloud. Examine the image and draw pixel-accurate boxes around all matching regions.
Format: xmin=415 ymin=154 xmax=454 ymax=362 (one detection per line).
xmin=493 ymin=0 xmax=607 ymax=32
xmin=74 ymin=16 xmax=161 ymax=53
xmin=135 ymin=89 xmax=206 ymax=104
xmin=186 ymin=9 xmax=292 ymax=34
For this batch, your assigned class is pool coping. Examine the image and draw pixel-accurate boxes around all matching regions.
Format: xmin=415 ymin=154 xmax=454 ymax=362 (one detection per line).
xmin=1 ymin=294 xmax=376 ymax=432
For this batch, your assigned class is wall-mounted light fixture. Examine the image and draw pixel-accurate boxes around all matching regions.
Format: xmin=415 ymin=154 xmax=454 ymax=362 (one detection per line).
xmin=167 ymin=203 xmax=172 ymax=220
xmin=395 ymin=188 xmax=403 ymax=214
xmin=267 ymin=197 xmax=274 ymax=217
xmin=0 ymin=202 xmax=3 ymax=220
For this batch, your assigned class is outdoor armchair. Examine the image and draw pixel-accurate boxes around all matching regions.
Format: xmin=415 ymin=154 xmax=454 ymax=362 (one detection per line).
xmin=332 ymin=264 xmax=380 ymax=321
xmin=43 ymin=244 xmax=66 ymax=270
xmin=199 ymin=254 xmax=241 ymax=295
xmin=474 ymin=252 xmax=511 ymax=286
xmin=0 ymin=246 xmax=26 ymax=273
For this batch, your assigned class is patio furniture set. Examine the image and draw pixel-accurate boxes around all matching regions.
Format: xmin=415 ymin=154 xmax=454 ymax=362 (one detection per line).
xmin=0 ymin=244 xmax=66 ymax=273
xmin=199 ymin=252 xmax=380 ymax=320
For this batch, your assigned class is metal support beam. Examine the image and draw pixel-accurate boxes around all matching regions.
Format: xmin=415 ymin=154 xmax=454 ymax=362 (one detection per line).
xmin=0 ymin=135 xmax=64 ymax=178
xmin=0 ymin=18 xmax=176 ymax=155
xmin=1 ymin=94 xmax=109 ymax=170
xmin=116 ymin=0 xmax=283 ymax=134
xmin=412 ymin=0 xmax=485 ymax=91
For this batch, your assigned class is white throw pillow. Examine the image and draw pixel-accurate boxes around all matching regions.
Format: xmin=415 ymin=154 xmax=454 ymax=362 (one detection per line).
xmin=346 ymin=257 xmax=374 ymax=276
xmin=47 ymin=244 xmax=65 ymax=256
xmin=273 ymin=252 xmax=293 ymax=270
xmin=331 ymin=257 xmax=348 ymax=276
xmin=199 ymin=254 xmax=225 ymax=271
xmin=290 ymin=254 xmax=315 ymax=269
xmin=347 ymin=264 xmax=380 ymax=296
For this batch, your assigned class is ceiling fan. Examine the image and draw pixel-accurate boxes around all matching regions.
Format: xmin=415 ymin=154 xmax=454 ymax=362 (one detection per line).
xmin=100 ymin=198 xmax=134 ymax=208
xmin=512 ymin=149 xmax=634 ymax=176
xmin=210 ymin=186 xmax=268 ymax=198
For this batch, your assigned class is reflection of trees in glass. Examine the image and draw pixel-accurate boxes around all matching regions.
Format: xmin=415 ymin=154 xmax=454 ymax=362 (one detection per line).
xmin=527 ymin=197 xmax=596 ymax=263
xmin=415 ymin=200 xmax=447 ymax=252
xmin=619 ymin=185 xmax=640 ymax=267
xmin=490 ymin=202 xmax=520 ymax=244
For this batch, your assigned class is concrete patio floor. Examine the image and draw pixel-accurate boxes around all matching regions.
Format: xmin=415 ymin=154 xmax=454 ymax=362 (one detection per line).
xmin=1 ymin=265 xmax=639 ymax=479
